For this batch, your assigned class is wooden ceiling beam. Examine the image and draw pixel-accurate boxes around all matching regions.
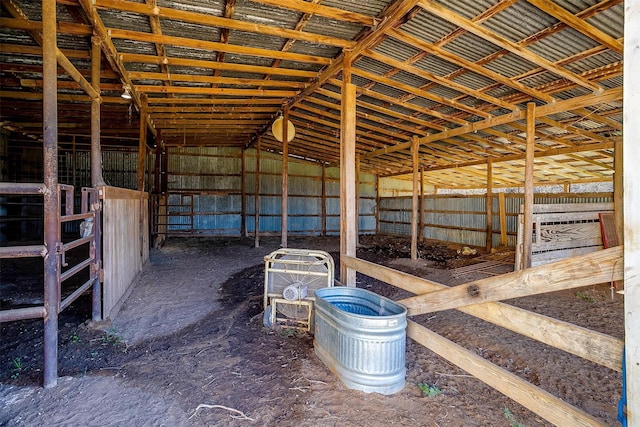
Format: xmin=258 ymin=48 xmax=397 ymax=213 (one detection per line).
xmin=303 ymin=95 xmax=429 ymax=137
xmin=314 ymin=91 xmax=442 ymax=132
xmin=248 ymin=0 xmax=376 ymax=26
xmin=108 ymin=29 xmax=332 ymax=66
xmin=0 ymin=90 xmax=128 ymax=104
xmin=120 ymin=53 xmax=317 ymax=78
xmin=417 ymin=1 xmax=602 ymax=93
xmin=537 ymin=116 xmax=610 ymax=144
xmin=78 ymin=0 xmax=152 ymax=134
xmin=362 ymin=49 xmax=518 ymax=112
xmin=93 ymin=0 xmax=355 ymax=48
xmin=287 ymin=0 xmax=422 ymax=109
xmin=128 ymin=71 xmax=307 ymax=89
xmin=0 ymin=43 xmax=88 ymax=59
xmin=144 ymin=0 xmax=172 ymax=95
xmin=364 ymin=86 xmax=621 ymax=159
xmin=0 ymin=17 xmax=92 ymax=36
xmin=135 ymin=86 xmax=298 ymax=97
xmin=387 ymin=29 xmax=555 ymax=104
xmin=352 ymin=68 xmax=491 ymax=119
xmin=524 ymin=0 xmax=622 ymax=54
xmin=145 ymin=98 xmax=284 ymax=105
xmin=0 ymin=61 xmax=118 ymax=79
xmin=147 ymin=106 xmax=280 ymax=113
xmin=338 ymin=83 xmax=450 ymax=131
xmin=151 ymin=113 xmax=273 ymax=120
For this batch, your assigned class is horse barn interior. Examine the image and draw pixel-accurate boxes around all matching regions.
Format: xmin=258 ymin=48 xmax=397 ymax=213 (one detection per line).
xmin=0 ymin=0 xmax=639 ymax=425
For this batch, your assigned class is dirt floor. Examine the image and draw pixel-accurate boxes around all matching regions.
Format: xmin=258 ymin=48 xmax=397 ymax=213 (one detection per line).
xmin=0 ymin=235 xmax=625 ymax=426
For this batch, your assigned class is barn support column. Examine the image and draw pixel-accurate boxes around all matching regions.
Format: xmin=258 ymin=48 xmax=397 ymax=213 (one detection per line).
xmin=375 ymin=175 xmax=380 ymax=235
xmin=137 ymin=96 xmax=148 ymax=192
xmin=340 ymin=51 xmax=357 ymax=286
xmin=42 ymin=0 xmax=61 ymax=389
xmin=419 ymin=167 xmax=424 ymax=242
xmin=90 ymin=36 xmax=104 ymax=187
xmin=255 ymin=136 xmax=261 ymax=248
xmin=281 ymin=108 xmax=289 ymax=248
xmin=522 ymin=102 xmax=536 ymax=269
xmin=241 ymin=148 xmax=246 ymax=237
xmin=486 ymin=159 xmax=493 ymax=252
xmin=499 ymin=192 xmax=507 ymax=247
xmin=321 ymin=164 xmax=327 ymax=236
xmin=153 ymin=131 xmax=162 ymax=195
xmin=623 ymin=4 xmax=640 ymax=425
xmin=356 ymin=155 xmax=360 ymax=245
xmin=614 ymin=138 xmax=623 ymax=242
xmin=411 ymin=136 xmax=419 ymax=260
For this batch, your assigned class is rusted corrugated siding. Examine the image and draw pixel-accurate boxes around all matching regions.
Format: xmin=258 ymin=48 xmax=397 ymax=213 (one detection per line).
xmin=380 ymin=192 xmax=614 ymax=248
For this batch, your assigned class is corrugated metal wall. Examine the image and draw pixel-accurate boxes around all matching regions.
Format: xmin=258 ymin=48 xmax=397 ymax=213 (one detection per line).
xmin=379 ymin=192 xmax=614 ymax=247
xmin=164 ymin=147 xmax=376 ymax=236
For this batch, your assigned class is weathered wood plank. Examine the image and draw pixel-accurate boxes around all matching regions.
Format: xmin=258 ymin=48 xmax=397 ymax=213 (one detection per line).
xmin=101 ymin=186 xmax=149 ymax=200
xmin=529 ymin=202 xmax=613 ymax=214
xmin=499 ymin=192 xmax=507 ymax=246
xmin=339 ymin=78 xmax=357 ymax=286
xmin=407 ymin=321 xmax=607 ymax=427
xmin=522 ymin=102 xmax=535 ymax=269
xmin=400 ymin=246 xmax=623 ymax=315
xmin=341 ymin=255 xmax=623 ymax=372
xmin=536 ymin=222 xmax=602 ymax=245
xmin=101 ymin=186 xmax=149 ymax=319
xmin=531 ymin=246 xmax=603 ymax=265
xmin=623 ymin=7 xmax=640 ymax=422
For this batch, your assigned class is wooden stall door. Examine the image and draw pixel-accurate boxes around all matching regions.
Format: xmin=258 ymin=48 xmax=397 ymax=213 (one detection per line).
xmin=100 ymin=186 xmax=149 ymax=319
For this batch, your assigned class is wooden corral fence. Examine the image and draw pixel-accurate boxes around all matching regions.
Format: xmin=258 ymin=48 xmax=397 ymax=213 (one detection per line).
xmin=342 ymin=247 xmax=624 ymax=426
xmin=100 ymin=186 xmax=149 ymax=320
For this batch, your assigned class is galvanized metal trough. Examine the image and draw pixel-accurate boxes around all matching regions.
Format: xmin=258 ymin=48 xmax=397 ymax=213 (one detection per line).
xmin=313 ymin=287 xmax=407 ymax=395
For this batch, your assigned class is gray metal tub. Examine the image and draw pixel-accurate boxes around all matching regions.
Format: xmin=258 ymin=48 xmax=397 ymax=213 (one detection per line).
xmin=314 ymin=287 xmax=407 ymax=395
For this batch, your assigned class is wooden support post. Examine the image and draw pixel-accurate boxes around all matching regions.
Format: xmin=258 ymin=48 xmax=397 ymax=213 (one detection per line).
xmin=161 ymin=144 xmax=168 ymax=194
xmin=375 ymin=175 xmax=381 ymax=234
xmin=90 ymin=36 xmax=104 ymax=187
xmin=42 ymin=0 xmax=60 ymax=389
xmin=340 ymin=50 xmax=357 ymax=286
xmin=623 ymin=7 xmax=639 ymax=424
xmin=146 ymin=147 xmax=153 ymax=195
xmin=523 ymin=102 xmax=536 ymax=269
xmin=356 ymin=155 xmax=360 ymax=245
xmin=499 ymin=192 xmax=507 ymax=247
xmin=411 ymin=136 xmax=419 ymax=260
xmin=153 ymin=131 xmax=162 ymax=195
xmin=419 ymin=167 xmax=424 ymax=242
xmin=241 ymin=149 xmax=246 ymax=237
xmin=281 ymin=108 xmax=289 ymax=248
xmin=486 ymin=159 xmax=493 ymax=252
xmin=254 ymin=137 xmax=261 ymax=248
xmin=137 ymin=97 xmax=148 ymax=192
xmin=321 ymin=164 xmax=326 ymax=236
xmin=72 ymin=136 xmax=76 ymax=187
xmin=614 ymin=139 xmax=623 ymax=242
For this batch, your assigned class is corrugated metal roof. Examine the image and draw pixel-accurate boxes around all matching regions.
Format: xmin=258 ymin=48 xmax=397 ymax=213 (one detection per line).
xmin=0 ymin=0 xmax=624 ymax=190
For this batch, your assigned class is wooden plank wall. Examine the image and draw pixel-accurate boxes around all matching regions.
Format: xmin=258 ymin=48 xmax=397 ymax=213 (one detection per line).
xmin=101 ymin=186 xmax=149 ymax=319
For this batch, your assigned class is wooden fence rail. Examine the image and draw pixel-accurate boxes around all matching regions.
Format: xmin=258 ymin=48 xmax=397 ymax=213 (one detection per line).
xmin=341 ymin=248 xmax=624 ymax=425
